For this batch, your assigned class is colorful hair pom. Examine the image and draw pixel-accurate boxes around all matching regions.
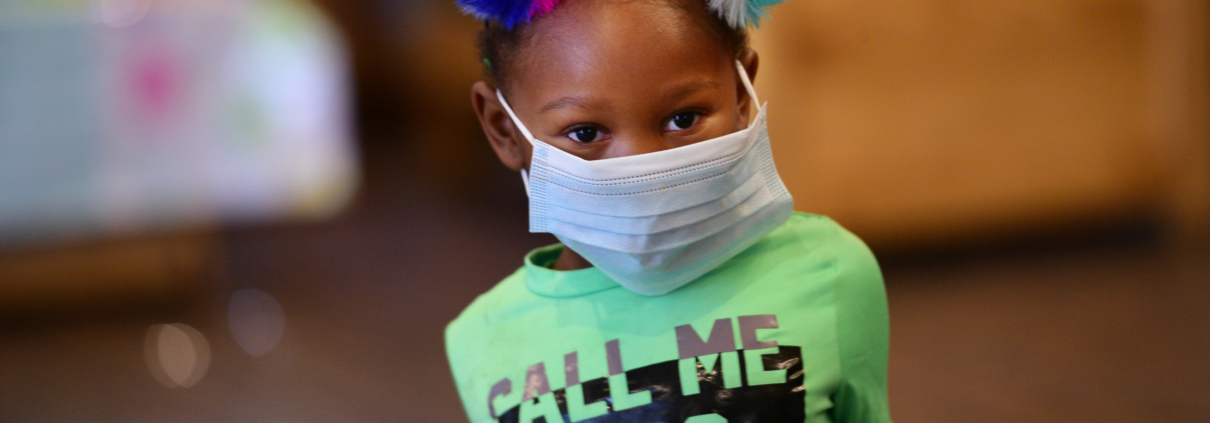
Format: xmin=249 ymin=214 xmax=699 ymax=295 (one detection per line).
xmin=530 ymin=0 xmax=564 ymax=16
xmin=457 ymin=0 xmax=778 ymax=30
xmin=456 ymin=0 xmax=568 ymax=29
xmin=456 ymin=0 xmax=532 ymax=29
xmin=707 ymin=0 xmax=783 ymax=28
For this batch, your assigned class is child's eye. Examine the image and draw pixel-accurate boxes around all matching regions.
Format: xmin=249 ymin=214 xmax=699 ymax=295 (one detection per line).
xmin=664 ymin=112 xmax=701 ymax=132
xmin=566 ymin=126 xmax=608 ymax=143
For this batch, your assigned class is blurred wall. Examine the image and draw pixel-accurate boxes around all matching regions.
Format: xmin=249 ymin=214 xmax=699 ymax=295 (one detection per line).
xmin=751 ymin=0 xmax=1210 ymax=250
xmin=0 ymin=0 xmax=357 ymax=312
xmin=311 ymin=0 xmax=493 ymax=193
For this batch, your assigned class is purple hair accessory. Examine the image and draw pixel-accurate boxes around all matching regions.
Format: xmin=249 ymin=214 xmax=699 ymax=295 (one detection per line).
xmin=456 ymin=0 xmax=567 ymax=29
xmin=457 ymin=0 xmax=779 ymax=30
xmin=456 ymin=0 xmax=532 ymax=29
xmin=530 ymin=0 xmax=565 ymax=16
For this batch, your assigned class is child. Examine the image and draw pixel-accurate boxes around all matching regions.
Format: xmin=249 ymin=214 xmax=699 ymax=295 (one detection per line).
xmin=445 ymin=0 xmax=891 ymax=421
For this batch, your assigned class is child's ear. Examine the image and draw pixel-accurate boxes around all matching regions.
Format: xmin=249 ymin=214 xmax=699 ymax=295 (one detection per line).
xmin=737 ymin=48 xmax=760 ymax=125
xmin=472 ymin=81 xmax=530 ymax=171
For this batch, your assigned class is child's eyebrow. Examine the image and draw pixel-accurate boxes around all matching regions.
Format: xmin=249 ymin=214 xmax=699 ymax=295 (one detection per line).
xmin=540 ymin=96 xmax=592 ymax=113
xmin=661 ymin=79 xmax=722 ymax=101
xmin=538 ymin=79 xmax=723 ymax=114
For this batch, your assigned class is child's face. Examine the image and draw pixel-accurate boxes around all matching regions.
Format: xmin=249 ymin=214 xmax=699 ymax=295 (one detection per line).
xmin=472 ymin=0 xmax=758 ymax=167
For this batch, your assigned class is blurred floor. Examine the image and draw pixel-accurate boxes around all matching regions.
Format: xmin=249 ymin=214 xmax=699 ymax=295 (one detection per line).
xmin=886 ymin=237 xmax=1210 ymax=422
xmin=0 ymin=137 xmax=1207 ymax=422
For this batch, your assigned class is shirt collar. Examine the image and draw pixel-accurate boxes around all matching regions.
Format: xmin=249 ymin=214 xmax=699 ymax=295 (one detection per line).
xmin=524 ymin=244 xmax=620 ymax=298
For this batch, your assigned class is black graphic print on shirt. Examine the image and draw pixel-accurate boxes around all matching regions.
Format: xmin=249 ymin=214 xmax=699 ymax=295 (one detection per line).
xmin=496 ymin=345 xmax=805 ymax=423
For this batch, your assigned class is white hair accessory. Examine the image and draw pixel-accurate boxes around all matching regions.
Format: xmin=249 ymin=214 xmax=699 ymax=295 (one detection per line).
xmin=707 ymin=0 xmax=783 ymax=29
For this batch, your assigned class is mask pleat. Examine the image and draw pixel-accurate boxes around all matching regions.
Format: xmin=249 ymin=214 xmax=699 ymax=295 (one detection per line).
xmin=553 ymin=186 xmax=784 ymax=254
xmin=543 ymin=172 xmax=766 ymax=234
xmin=562 ymin=202 xmax=794 ymax=296
xmin=530 ymin=145 xmax=762 ymax=219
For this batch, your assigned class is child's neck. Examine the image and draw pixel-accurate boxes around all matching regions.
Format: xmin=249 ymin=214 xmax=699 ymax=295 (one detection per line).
xmin=552 ymin=246 xmax=594 ymax=271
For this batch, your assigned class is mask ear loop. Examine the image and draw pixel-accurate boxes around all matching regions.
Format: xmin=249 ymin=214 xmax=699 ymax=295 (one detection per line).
xmin=496 ymin=89 xmax=535 ymax=196
xmin=495 ymin=89 xmax=538 ymax=143
xmin=735 ymin=60 xmax=761 ymax=126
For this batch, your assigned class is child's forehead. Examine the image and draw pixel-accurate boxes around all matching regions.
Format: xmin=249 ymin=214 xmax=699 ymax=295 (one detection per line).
xmin=526 ymin=0 xmax=725 ymax=52
xmin=510 ymin=0 xmax=732 ymax=86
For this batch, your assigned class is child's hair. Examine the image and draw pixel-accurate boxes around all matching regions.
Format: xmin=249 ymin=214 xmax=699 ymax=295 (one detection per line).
xmin=476 ymin=0 xmax=749 ymax=91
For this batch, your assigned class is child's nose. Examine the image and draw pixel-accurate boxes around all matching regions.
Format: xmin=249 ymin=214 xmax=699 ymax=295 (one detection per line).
xmin=605 ymin=133 xmax=677 ymax=159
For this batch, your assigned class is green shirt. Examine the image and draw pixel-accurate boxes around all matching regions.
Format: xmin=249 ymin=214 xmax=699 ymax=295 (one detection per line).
xmin=445 ymin=213 xmax=891 ymax=423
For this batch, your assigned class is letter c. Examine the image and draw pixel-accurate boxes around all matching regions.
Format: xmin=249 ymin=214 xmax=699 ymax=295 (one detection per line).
xmin=488 ymin=378 xmax=511 ymax=419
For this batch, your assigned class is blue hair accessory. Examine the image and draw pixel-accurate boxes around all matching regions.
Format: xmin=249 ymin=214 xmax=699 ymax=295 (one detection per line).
xmin=457 ymin=0 xmax=538 ymax=29
xmin=707 ymin=0 xmax=783 ymax=28
xmin=456 ymin=0 xmax=781 ymax=30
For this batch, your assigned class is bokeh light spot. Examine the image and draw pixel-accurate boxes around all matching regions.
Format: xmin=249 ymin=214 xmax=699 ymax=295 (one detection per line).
xmin=144 ymin=324 xmax=211 ymax=388
xmin=91 ymin=0 xmax=152 ymax=28
xmin=227 ymin=289 xmax=287 ymax=357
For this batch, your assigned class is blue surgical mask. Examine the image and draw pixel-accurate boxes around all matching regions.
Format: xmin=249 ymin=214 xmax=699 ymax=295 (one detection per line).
xmin=496 ymin=61 xmax=794 ymax=296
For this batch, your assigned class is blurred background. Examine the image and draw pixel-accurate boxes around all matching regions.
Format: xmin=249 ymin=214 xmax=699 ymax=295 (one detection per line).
xmin=0 ymin=0 xmax=1207 ymax=421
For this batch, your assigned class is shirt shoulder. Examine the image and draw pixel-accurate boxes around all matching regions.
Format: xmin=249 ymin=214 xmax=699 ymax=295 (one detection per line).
xmin=444 ymin=266 xmax=534 ymax=422
xmin=759 ymin=212 xmax=881 ymax=271
xmin=789 ymin=215 xmax=891 ymax=422
xmin=787 ymin=213 xmax=884 ymax=303
xmin=444 ymin=265 xmax=528 ymax=354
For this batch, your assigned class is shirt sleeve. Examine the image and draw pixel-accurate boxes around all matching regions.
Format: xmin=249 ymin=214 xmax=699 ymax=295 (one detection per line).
xmin=829 ymin=224 xmax=893 ymax=422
